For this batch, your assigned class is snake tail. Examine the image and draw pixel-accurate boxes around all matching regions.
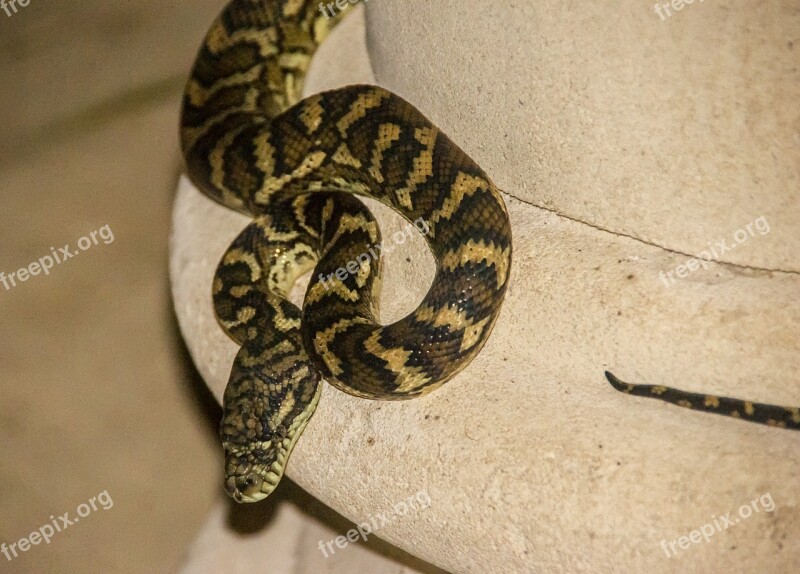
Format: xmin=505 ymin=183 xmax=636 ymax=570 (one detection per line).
xmin=606 ymin=371 xmax=800 ymax=430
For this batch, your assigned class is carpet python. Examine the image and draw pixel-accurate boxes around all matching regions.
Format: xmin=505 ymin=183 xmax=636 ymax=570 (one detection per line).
xmin=181 ymin=0 xmax=512 ymax=502
xmin=181 ymin=1 xmax=797 ymax=503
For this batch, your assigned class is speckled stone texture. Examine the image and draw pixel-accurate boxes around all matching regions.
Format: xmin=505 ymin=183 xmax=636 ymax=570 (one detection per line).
xmin=172 ymin=2 xmax=799 ymax=572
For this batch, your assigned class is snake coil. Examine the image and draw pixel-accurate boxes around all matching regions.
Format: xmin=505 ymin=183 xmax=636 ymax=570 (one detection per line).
xmin=181 ymin=0 xmax=798 ymax=502
xmin=181 ymin=0 xmax=512 ymax=501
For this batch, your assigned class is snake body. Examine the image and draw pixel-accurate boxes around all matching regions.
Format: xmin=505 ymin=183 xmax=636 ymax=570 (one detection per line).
xmin=181 ymin=0 xmax=512 ymax=502
xmin=182 ymin=0 xmax=797 ymax=503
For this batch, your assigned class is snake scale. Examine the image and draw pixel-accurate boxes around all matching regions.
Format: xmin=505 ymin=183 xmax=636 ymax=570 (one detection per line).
xmin=181 ymin=1 xmax=798 ymax=502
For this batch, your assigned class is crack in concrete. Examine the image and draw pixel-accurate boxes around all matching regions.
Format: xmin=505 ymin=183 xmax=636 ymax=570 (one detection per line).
xmin=11 ymin=71 xmax=795 ymax=280
xmin=501 ymin=190 xmax=800 ymax=276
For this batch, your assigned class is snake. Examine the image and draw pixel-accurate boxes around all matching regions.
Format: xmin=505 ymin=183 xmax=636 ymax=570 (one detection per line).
xmin=181 ymin=0 xmax=512 ymax=502
xmin=181 ymin=1 xmax=797 ymax=503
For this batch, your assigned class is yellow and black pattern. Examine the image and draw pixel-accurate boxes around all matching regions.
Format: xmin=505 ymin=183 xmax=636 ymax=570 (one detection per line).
xmin=606 ymin=372 xmax=800 ymax=430
xmin=181 ymin=0 xmax=796 ymax=504
xmin=181 ymin=0 xmax=512 ymax=502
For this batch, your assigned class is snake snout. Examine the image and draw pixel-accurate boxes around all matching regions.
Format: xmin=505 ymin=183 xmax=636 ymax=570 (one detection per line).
xmin=225 ymin=470 xmax=266 ymax=502
xmin=224 ymin=476 xmax=242 ymax=502
xmin=222 ymin=454 xmax=270 ymax=503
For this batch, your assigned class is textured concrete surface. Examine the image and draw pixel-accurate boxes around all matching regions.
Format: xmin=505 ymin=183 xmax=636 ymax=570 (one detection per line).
xmin=172 ymin=1 xmax=800 ymax=573
xmin=366 ymin=1 xmax=799 ymax=272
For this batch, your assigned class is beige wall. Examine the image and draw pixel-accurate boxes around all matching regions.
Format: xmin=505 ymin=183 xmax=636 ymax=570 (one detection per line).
xmin=1 ymin=2 xmax=223 ymax=572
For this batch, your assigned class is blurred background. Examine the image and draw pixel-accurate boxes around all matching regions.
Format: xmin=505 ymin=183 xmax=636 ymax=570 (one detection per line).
xmin=0 ymin=1 xmax=226 ymax=572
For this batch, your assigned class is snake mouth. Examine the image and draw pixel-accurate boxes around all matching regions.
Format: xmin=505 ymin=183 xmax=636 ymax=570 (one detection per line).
xmin=224 ymin=469 xmax=284 ymax=503
xmin=223 ymin=454 xmax=288 ymax=503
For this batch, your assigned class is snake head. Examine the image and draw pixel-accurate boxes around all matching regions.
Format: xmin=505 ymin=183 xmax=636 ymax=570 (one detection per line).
xmin=220 ymin=356 xmax=321 ymax=503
